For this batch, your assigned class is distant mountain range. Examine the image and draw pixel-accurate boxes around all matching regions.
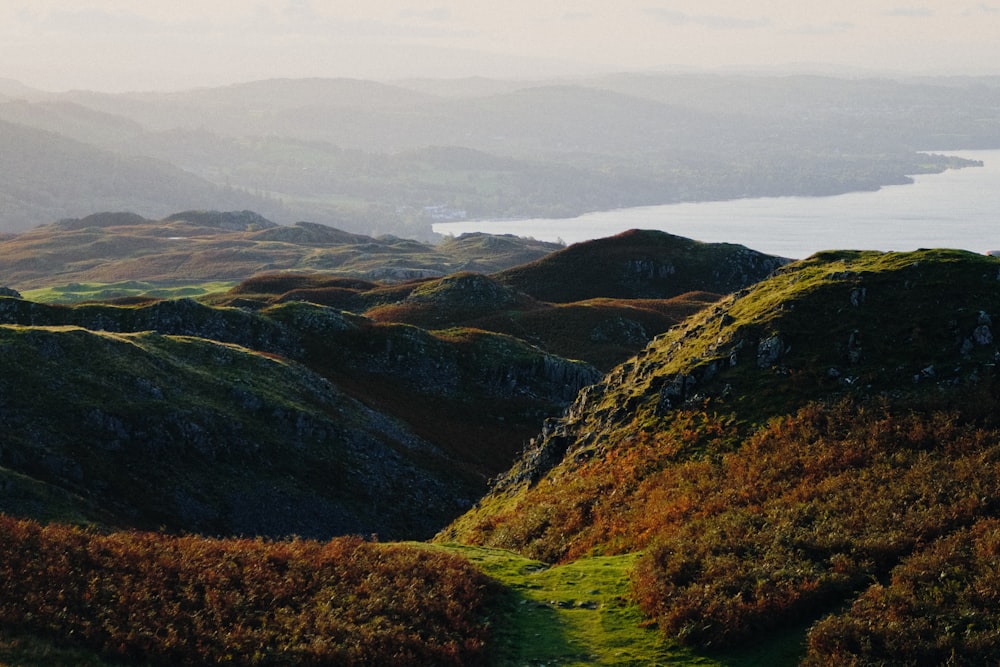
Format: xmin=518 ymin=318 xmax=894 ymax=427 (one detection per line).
xmin=1 ymin=73 xmax=997 ymax=238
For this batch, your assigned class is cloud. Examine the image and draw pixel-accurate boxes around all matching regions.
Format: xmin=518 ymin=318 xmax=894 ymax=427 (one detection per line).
xmin=642 ymin=7 xmax=770 ymax=29
xmin=787 ymin=21 xmax=855 ymax=36
xmin=281 ymin=0 xmax=319 ymax=22
xmin=884 ymin=7 xmax=934 ymax=17
xmin=28 ymin=8 xmax=170 ymax=34
xmin=399 ymin=7 xmax=452 ymax=22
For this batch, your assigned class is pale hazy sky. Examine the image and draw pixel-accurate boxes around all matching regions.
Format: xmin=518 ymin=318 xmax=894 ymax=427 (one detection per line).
xmin=3 ymin=1 xmax=1000 ymax=91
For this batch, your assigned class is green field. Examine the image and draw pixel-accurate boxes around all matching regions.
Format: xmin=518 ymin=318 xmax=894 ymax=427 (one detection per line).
xmin=21 ymin=280 xmax=237 ymax=304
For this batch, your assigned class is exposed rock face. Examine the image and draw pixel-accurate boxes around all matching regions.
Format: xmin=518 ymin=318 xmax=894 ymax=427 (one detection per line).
xmin=756 ymin=334 xmax=787 ymax=368
xmin=0 ymin=325 xmax=469 ymax=540
xmin=0 ymin=297 xmax=302 ymax=358
xmin=974 ymin=311 xmax=994 ymax=345
xmin=485 ymin=249 xmax=1000 ymax=496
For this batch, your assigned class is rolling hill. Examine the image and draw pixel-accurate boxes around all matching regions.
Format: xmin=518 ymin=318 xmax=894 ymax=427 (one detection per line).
xmin=203 ymin=229 xmax=786 ymax=370
xmin=441 ymin=247 xmax=1000 ymax=663
xmin=7 ymin=213 xmax=1000 ymax=663
xmin=493 ymin=228 xmax=789 ymax=302
xmin=0 ymin=212 xmax=562 ymax=291
xmin=3 ymin=73 xmax=996 ymax=238
xmin=0 ymin=121 xmax=282 ymax=232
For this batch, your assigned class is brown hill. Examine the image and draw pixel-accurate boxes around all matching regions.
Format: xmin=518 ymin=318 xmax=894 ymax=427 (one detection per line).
xmin=0 ymin=212 xmax=562 ymax=291
xmin=493 ymin=228 xmax=789 ymax=302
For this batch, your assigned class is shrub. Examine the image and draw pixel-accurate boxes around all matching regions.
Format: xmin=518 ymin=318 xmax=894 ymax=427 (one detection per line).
xmin=631 ymin=400 xmax=1000 ymax=649
xmin=804 ymin=518 xmax=1000 ymax=666
xmin=0 ymin=517 xmax=494 ymax=666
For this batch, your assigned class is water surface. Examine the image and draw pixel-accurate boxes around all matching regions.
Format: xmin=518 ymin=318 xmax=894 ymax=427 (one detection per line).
xmin=434 ymin=150 xmax=1000 ymax=259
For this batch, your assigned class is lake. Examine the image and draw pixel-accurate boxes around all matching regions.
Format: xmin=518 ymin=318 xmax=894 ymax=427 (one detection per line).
xmin=434 ymin=149 xmax=1000 ymax=259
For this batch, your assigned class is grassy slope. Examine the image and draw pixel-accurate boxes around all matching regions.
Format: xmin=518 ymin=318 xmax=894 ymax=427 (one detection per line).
xmin=435 ymin=544 xmax=806 ymax=666
xmin=21 ymin=280 xmax=237 ymax=304
xmin=439 ymin=248 xmax=1000 ymax=662
xmin=0 ymin=214 xmax=561 ymax=292
xmin=0 ymin=323 xmax=476 ymax=539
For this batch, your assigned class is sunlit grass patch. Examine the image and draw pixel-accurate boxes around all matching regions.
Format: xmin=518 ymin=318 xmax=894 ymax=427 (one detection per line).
xmin=21 ymin=280 xmax=237 ymax=304
xmin=427 ymin=544 xmax=768 ymax=666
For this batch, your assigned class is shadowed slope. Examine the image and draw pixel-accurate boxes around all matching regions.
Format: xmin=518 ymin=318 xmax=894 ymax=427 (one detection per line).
xmin=494 ymin=229 xmax=789 ymax=302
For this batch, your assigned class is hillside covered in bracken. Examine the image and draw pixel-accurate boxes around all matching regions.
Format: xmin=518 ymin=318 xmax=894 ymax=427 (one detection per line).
xmin=440 ymin=247 xmax=1000 ymax=664
xmin=5 ymin=213 xmax=1000 ymax=664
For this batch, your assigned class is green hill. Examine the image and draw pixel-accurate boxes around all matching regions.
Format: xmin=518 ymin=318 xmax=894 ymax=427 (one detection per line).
xmin=0 ymin=212 xmax=561 ymax=292
xmin=0 ymin=291 xmax=600 ymax=538
xmin=442 ymin=248 xmax=1000 ymax=663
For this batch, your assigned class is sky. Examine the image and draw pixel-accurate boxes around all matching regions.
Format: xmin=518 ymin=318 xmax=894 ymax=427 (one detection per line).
xmin=3 ymin=1 xmax=1000 ymax=92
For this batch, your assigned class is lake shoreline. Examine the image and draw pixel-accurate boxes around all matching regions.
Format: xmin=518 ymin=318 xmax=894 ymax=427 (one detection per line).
xmin=435 ymin=149 xmax=1000 ymax=259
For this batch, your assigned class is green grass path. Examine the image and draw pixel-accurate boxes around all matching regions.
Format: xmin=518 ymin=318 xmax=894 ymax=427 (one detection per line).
xmin=0 ymin=542 xmax=807 ymax=666
xmin=430 ymin=544 xmax=805 ymax=667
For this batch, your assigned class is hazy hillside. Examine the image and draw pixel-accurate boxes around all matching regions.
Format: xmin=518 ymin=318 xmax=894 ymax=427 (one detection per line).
xmin=442 ymin=248 xmax=1000 ymax=663
xmin=0 ymin=121 xmax=283 ymax=232
xmin=1 ymin=74 xmax=995 ymax=237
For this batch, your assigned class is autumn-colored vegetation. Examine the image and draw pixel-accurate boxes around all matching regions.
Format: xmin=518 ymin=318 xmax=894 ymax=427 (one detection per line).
xmin=434 ymin=248 xmax=1000 ymax=662
xmin=0 ymin=516 xmax=495 ymax=666
xmin=632 ymin=399 xmax=1000 ymax=648
xmin=446 ymin=396 xmax=1000 ymax=659
xmin=804 ymin=518 xmax=1000 ymax=665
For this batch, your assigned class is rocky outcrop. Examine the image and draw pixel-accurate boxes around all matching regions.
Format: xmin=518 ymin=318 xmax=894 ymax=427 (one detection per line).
xmin=487 ymin=248 xmax=1000 ymax=495
xmin=0 ymin=296 xmax=302 ymax=358
xmin=163 ymin=210 xmax=278 ymax=232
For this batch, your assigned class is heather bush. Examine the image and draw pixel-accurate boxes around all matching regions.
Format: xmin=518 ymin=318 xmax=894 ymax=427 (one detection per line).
xmin=0 ymin=517 xmax=494 ymax=666
xmin=632 ymin=401 xmax=1000 ymax=650
xmin=804 ymin=518 xmax=1000 ymax=666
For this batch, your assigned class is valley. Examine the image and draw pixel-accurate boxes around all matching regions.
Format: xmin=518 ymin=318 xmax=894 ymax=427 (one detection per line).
xmin=3 ymin=75 xmax=999 ymax=240
xmin=3 ymin=211 xmax=1000 ymax=664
